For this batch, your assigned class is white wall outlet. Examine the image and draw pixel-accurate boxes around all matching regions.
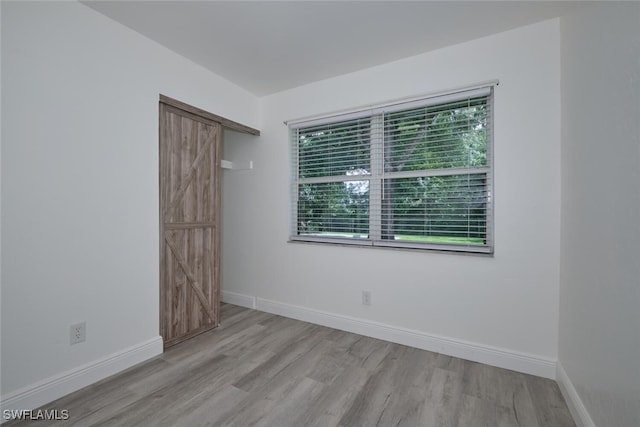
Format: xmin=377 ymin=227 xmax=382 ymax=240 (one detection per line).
xmin=70 ymin=322 xmax=86 ymax=345
xmin=362 ymin=290 xmax=372 ymax=306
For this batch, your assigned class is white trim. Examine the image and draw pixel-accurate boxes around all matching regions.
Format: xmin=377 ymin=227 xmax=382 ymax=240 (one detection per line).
xmin=221 ymin=290 xmax=256 ymax=309
xmin=285 ymin=79 xmax=499 ymax=127
xmin=229 ymin=295 xmax=557 ymax=379
xmin=0 ymin=337 xmax=162 ymax=419
xmin=556 ymin=362 xmax=596 ymax=427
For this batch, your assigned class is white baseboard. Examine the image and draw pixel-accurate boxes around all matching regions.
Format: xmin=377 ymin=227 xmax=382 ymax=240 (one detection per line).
xmin=225 ymin=294 xmax=556 ymax=379
xmin=0 ymin=336 xmax=163 ymax=419
xmin=222 ymin=290 xmax=256 ymax=309
xmin=556 ymin=362 xmax=596 ymax=427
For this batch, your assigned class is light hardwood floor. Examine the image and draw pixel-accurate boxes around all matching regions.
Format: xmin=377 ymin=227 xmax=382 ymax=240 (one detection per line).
xmin=8 ymin=304 xmax=575 ymax=426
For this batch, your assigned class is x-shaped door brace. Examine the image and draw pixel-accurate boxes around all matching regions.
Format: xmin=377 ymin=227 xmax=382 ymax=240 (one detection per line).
xmin=164 ymin=135 xmax=212 ymax=222
xmin=164 ymin=232 xmax=216 ymax=323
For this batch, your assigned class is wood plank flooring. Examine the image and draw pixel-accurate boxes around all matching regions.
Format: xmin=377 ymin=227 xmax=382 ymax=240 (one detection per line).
xmin=7 ymin=304 xmax=575 ymax=426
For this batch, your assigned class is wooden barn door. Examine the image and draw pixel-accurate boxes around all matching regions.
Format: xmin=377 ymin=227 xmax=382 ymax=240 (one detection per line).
xmin=159 ymin=101 xmax=221 ymax=348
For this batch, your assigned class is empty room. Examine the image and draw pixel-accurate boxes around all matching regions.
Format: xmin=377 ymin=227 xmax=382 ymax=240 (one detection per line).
xmin=1 ymin=1 xmax=638 ymax=426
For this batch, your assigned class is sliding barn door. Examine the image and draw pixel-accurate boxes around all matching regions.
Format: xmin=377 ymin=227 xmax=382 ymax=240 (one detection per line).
xmin=159 ymin=102 xmax=221 ymax=348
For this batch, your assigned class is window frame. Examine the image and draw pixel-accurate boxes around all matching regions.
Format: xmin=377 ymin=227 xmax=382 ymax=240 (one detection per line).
xmin=289 ymin=84 xmax=495 ymax=254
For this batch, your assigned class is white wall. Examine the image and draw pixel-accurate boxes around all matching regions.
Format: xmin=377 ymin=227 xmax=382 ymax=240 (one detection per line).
xmin=222 ymin=19 xmax=562 ymax=376
xmin=1 ymin=0 xmax=259 ymax=402
xmin=559 ymin=3 xmax=640 ymax=427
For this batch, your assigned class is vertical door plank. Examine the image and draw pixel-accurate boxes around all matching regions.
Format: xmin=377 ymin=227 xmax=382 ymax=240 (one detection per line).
xmin=203 ymin=226 xmax=212 ymax=327
xmin=170 ymin=113 xmax=183 ymax=223
xmin=192 ymin=228 xmax=202 ymax=328
xmin=195 ymin=122 xmax=205 ymax=224
xmin=212 ymin=124 xmax=222 ymax=325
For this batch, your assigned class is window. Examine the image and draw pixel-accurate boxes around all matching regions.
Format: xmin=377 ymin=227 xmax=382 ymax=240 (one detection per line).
xmin=289 ymin=85 xmax=494 ymax=254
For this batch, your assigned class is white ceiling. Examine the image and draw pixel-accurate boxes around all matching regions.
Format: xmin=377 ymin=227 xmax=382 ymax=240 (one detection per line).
xmin=84 ymin=1 xmax=586 ymax=97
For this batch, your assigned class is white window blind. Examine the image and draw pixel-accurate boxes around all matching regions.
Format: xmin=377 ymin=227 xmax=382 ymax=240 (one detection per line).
xmin=290 ymin=85 xmax=494 ymax=254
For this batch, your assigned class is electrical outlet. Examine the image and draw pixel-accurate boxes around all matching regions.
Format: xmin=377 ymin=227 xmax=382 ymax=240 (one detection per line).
xmin=362 ymin=290 xmax=372 ymax=306
xmin=70 ymin=322 xmax=86 ymax=345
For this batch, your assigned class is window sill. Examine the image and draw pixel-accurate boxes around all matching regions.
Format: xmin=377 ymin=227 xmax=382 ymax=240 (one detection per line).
xmin=287 ymin=238 xmax=494 ymax=257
